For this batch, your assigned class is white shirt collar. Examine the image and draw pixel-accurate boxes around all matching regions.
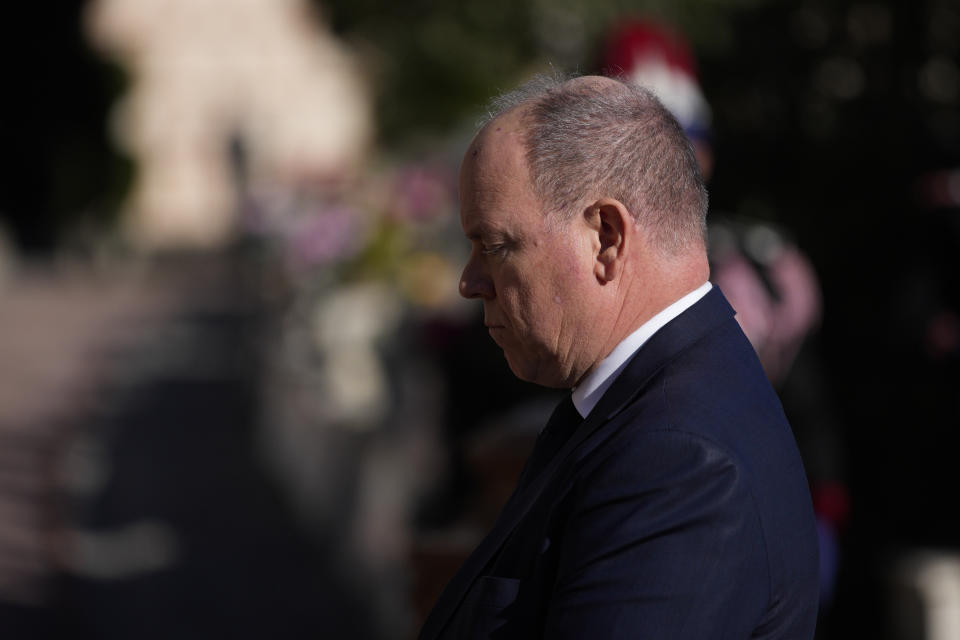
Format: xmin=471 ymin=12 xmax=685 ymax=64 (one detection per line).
xmin=571 ymin=282 xmax=712 ymax=418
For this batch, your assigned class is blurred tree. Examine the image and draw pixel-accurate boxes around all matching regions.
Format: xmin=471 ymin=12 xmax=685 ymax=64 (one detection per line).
xmin=317 ymin=0 xmax=770 ymax=145
xmin=318 ymin=0 xmax=538 ymax=144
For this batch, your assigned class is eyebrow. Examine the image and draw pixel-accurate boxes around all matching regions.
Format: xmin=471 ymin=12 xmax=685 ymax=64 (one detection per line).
xmin=464 ymin=225 xmax=507 ymax=242
xmin=462 ymin=219 xmax=490 ymax=240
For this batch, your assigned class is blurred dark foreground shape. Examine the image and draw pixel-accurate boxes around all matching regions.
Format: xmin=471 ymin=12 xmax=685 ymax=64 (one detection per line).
xmin=0 ymin=250 xmax=378 ymax=639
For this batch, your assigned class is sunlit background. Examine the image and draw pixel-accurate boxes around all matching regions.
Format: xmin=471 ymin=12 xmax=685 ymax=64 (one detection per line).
xmin=1 ymin=1 xmax=959 ymax=638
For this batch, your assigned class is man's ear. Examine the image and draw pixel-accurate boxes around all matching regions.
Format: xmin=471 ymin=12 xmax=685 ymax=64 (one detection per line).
xmin=584 ymin=198 xmax=631 ymax=283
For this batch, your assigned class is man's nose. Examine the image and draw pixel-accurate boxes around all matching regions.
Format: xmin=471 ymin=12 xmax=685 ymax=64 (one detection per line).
xmin=459 ymin=254 xmax=494 ymax=300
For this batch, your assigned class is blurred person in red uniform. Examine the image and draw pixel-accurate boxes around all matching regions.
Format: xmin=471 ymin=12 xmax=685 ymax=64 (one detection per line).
xmin=600 ymin=18 xmax=848 ymax=608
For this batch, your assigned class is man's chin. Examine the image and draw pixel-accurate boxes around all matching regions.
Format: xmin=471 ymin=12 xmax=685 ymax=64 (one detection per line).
xmin=503 ymin=351 xmax=535 ymax=383
xmin=504 ymin=352 xmax=568 ymax=389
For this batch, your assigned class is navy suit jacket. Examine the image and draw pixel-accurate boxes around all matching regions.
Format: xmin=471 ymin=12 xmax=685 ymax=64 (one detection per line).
xmin=420 ymin=287 xmax=819 ymax=639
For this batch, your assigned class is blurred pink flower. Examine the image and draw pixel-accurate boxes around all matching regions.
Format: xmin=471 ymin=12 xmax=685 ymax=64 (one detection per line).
xmin=286 ymin=206 xmax=362 ymax=269
xmin=390 ymin=166 xmax=452 ymax=222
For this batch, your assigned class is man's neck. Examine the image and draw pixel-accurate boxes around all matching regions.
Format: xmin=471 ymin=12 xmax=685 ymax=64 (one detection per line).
xmin=571 ymin=281 xmax=712 ymax=418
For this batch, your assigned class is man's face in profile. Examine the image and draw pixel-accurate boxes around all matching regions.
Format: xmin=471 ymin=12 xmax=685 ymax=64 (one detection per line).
xmin=457 ymin=116 xmax=594 ymax=389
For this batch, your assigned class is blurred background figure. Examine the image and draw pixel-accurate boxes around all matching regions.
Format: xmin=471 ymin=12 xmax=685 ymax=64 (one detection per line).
xmin=600 ymin=19 xmax=714 ymax=178
xmin=599 ymin=17 xmax=848 ymax=617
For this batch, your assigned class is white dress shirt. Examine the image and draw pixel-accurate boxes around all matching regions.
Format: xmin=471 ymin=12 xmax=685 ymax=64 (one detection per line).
xmin=571 ymin=282 xmax=713 ymax=419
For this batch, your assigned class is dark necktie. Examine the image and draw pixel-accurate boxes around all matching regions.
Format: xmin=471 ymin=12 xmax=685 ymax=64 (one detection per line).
xmin=516 ymin=394 xmax=582 ymax=492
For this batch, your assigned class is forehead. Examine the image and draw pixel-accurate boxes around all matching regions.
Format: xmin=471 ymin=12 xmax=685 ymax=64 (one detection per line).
xmin=459 ymin=113 xmax=540 ymax=233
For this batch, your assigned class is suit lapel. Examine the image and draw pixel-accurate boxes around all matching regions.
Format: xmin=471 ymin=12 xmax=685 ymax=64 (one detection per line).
xmin=418 ymin=394 xmax=582 ymax=640
xmin=419 ymin=287 xmax=735 ymax=639
xmin=592 ymin=286 xmax=735 ymax=421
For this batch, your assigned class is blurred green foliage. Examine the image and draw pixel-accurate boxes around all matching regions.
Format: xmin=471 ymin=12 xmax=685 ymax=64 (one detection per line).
xmin=319 ymin=0 xmax=538 ymax=144
xmin=317 ymin=0 xmax=770 ymax=145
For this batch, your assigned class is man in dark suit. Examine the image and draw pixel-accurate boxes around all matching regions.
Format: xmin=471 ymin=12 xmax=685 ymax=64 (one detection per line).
xmin=420 ymin=75 xmax=818 ymax=639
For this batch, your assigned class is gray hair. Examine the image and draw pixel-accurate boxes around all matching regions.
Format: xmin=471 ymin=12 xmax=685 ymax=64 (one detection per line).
xmin=483 ymin=73 xmax=708 ymax=254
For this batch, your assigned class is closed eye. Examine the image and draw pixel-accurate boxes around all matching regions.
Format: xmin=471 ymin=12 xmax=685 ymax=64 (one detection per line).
xmin=481 ymin=244 xmax=506 ymax=256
